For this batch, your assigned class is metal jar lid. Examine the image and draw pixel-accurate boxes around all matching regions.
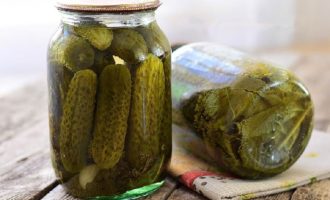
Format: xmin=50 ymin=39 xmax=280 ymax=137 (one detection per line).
xmin=56 ymin=0 xmax=161 ymax=12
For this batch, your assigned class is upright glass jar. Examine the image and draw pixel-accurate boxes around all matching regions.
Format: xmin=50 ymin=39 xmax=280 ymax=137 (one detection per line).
xmin=47 ymin=0 xmax=172 ymax=198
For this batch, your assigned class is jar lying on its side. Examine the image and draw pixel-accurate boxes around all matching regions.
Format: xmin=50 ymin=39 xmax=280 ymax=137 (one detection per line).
xmin=47 ymin=1 xmax=172 ymax=198
xmin=171 ymin=43 xmax=313 ymax=179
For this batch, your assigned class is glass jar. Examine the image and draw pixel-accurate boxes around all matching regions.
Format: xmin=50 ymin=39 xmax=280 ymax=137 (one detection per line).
xmin=171 ymin=43 xmax=313 ymax=179
xmin=47 ymin=1 xmax=172 ymax=198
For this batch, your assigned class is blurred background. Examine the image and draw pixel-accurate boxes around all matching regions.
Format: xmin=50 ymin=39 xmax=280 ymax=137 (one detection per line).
xmin=1 ymin=0 xmax=330 ymax=96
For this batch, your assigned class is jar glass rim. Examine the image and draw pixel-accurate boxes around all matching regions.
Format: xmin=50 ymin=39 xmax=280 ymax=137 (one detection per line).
xmin=56 ymin=0 xmax=161 ymax=12
xmin=58 ymin=9 xmax=156 ymax=28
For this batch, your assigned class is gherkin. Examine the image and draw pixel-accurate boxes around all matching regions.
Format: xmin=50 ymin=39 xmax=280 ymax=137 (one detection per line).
xmin=181 ymin=63 xmax=314 ymax=179
xmin=60 ymin=70 xmax=97 ymax=173
xmin=128 ymin=156 xmax=165 ymax=189
xmin=47 ymin=58 xmax=74 ymax=181
xmin=92 ymin=50 xmax=115 ymax=74
xmin=161 ymin=54 xmax=172 ymax=159
xmin=137 ymin=22 xmax=171 ymax=57
xmin=48 ymin=27 xmax=76 ymax=181
xmin=74 ymin=26 xmax=113 ymax=51
xmin=91 ymin=64 xmax=132 ymax=169
xmin=47 ymin=60 xmax=73 ymax=137
xmin=126 ymin=54 xmax=165 ymax=173
xmin=50 ymin=35 xmax=95 ymax=72
xmin=110 ymin=29 xmax=148 ymax=64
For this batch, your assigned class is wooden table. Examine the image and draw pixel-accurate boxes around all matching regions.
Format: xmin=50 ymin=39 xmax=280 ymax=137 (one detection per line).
xmin=1 ymin=47 xmax=330 ymax=200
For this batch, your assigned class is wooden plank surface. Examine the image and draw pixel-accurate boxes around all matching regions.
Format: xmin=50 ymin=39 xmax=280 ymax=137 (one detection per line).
xmin=167 ymin=186 xmax=207 ymax=200
xmin=291 ymin=179 xmax=330 ymax=200
xmin=142 ymin=178 xmax=178 ymax=200
xmin=42 ymin=178 xmax=178 ymax=200
xmin=41 ymin=185 xmax=79 ymax=200
xmin=0 ymin=149 xmax=57 ymax=200
xmin=1 ymin=49 xmax=330 ymax=200
xmin=252 ymin=192 xmax=293 ymax=200
xmin=0 ymin=81 xmax=58 ymax=200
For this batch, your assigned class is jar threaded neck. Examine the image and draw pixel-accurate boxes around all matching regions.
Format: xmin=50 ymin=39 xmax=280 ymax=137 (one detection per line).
xmin=59 ymin=10 xmax=156 ymax=27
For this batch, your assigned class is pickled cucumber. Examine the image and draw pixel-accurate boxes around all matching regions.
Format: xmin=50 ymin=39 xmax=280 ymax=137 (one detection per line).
xmin=48 ymin=60 xmax=74 ymax=181
xmin=74 ymin=26 xmax=113 ymax=51
xmin=137 ymin=22 xmax=171 ymax=57
xmin=161 ymin=54 xmax=172 ymax=159
xmin=50 ymin=35 xmax=95 ymax=72
xmin=60 ymin=70 xmax=97 ymax=173
xmin=93 ymin=50 xmax=115 ymax=74
xmin=110 ymin=29 xmax=148 ymax=64
xmin=128 ymin=156 xmax=165 ymax=189
xmin=91 ymin=64 xmax=132 ymax=169
xmin=126 ymin=54 xmax=165 ymax=172
xmin=47 ymin=60 xmax=74 ymax=112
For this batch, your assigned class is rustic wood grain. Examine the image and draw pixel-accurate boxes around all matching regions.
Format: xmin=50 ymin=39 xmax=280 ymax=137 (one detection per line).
xmin=0 ymin=149 xmax=57 ymax=200
xmin=252 ymin=191 xmax=293 ymax=200
xmin=167 ymin=186 xmax=207 ymax=200
xmin=0 ymin=120 xmax=49 ymax=167
xmin=291 ymin=180 xmax=330 ymax=200
xmin=0 ymin=80 xmax=59 ymax=200
xmin=42 ymin=177 xmax=178 ymax=200
xmin=143 ymin=177 xmax=178 ymax=200
xmin=41 ymin=186 xmax=79 ymax=200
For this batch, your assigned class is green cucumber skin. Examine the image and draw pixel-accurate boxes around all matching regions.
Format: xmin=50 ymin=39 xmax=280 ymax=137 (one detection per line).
xmin=91 ymin=64 xmax=132 ymax=169
xmin=60 ymin=69 xmax=97 ymax=173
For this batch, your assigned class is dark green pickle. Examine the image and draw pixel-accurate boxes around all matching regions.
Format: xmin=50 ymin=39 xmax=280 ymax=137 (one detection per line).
xmin=48 ymin=28 xmax=75 ymax=181
xmin=47 ymin=13 xmax=171 ymax=198
xmin=110 ymin=29 xmax=148 ymax=64
xmin=93 ymin=50 xmax=115 ymax=74
xmin=126 ymin=54 xmax=165 ymax=173
xmin=60 ymin=69 xmax=97 ymax=173
xmin=91 ymin=64 xmax=132 ymax=170
xmin=137 ymin=21 xmax=171 ymax=58
xmin=161 ymin=54 xmax=173 ymax=162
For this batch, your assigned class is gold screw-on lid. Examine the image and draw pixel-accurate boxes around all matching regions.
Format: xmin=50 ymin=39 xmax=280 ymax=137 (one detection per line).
xmin=56 ymin=0 xmax=161 ymax=12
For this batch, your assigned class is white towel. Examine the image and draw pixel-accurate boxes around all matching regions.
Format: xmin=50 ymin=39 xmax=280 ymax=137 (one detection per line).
xmin=169 ymin=125 xmax=330 ymax=200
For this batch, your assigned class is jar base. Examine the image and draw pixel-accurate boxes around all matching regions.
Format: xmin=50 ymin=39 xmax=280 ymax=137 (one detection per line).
xmin=88 ymin=180 xmax=164 ymax=200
